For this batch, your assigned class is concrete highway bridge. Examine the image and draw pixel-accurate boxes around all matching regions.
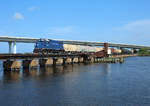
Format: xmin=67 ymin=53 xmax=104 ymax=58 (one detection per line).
xmin=0 ymin=36 xmax=150 ymax=54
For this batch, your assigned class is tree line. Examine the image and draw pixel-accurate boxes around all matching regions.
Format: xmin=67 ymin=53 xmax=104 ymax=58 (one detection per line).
xmin=138 ymin=48 xmax=150 ymax=56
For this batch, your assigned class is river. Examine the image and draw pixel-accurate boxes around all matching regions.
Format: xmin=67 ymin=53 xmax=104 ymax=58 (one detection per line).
xmin=0 ymin=57 xmax=150 ymax=106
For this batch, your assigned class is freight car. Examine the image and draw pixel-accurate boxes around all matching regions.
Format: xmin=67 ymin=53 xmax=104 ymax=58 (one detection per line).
xmin=63 ymin=44 xmax=103 ymax=53
xmin=33 ymin=39 xmax=103 ymax=54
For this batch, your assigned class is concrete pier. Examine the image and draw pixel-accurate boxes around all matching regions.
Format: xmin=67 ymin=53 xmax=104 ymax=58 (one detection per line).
xmin=22 ymin=60 xmax=31 ymax=69
xmin=73 ymin=57 xmax=78 ymax=63
xmin=66 ymin=58 xmax=72 ymax=64
xmin=39 ymin=59 xmax=47 ymax=67
xmin=8 ymin=42 xmax=12 ymax=53
xmin=23 ymin=59 xmax=38 ymax=69
xmin=119 ymin=58 xmax=124 ymax=63
xmin=53 ymin=58 xmax=63 ymax=65
xmin=46 ymin=58 xmax=53 ymax=66
xmin=78 ymin=57 xmax=84 ymax=63
xmin=83 ymin=56 xmax=94 ymax=63
xmin=62 ymin=58 xmax=67 ymax=65
xmin=39 ymin=58 xmax=53 ymax=67
xmin=90 ymin=57 xmax=94 ymax=63
xmin=3 ymin=60 xmax=20 ymax=71
xmin=13 ymin=42 xmax=16 ymax=54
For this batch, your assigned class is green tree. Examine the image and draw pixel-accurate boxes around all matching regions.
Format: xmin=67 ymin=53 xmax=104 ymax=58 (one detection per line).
xmin=138 ymin=48 xmax=150 ymax=56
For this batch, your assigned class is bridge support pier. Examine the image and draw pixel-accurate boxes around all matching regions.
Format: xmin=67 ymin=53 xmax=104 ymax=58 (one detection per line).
xmin=3 ymin=59 xmax=20 ymax=71
xmin=45 ymin=58 xmax=53 ymax=66
xmin=53 ymin=58 xmax=63 ymax=66
xmin=13 ymin=42 xmax=16 ymax=54
xmin=8 ymin=42 xmax=12 ymax=53
xmin=83 ymin=56 xmax=90 ymax=63
xmin=78 ymin=57 xmax=84 ymax=63
xmin=22 ymin=60 xmax=31 ymax=69
xmin=23 ymin=59 xmax=38 ymax=69
xmin=94 ymin=58 xmax=98 ymax=63
xmin=66 ymin=58 xmax=72 ymax=64
xmin=90 ymin=57 xmax=94 ymax=63
xmin=84 ymin=57 xmax=94 ymax=63
xmin=63 ymin=58 xmax=67 ymax=65
xmin=39 ymin=58 xmax=53 ymax=67
xmin=73 ymin=57 xmax=78 ymax=63
xmin=39 ymin=59 xmax=46 ymax=67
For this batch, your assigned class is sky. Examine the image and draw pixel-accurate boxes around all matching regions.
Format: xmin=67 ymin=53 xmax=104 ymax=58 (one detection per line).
xmin=0 ymin=0 xmax=150 ymax=53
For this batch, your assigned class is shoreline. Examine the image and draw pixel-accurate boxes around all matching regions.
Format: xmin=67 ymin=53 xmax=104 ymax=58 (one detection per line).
xmin=111 ymin=54 xmax=138 ymax=58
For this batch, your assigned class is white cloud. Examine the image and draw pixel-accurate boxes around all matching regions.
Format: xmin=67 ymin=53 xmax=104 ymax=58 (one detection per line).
xmin=47 ymin=26 xmax=74 ymax=35
xmin=13 ymin=12 xmax=24 ymax=20
xmin=28 ymin=6 xmax=39 ymax=11
xmin=113 ymin=19 xmax=150 ymax=35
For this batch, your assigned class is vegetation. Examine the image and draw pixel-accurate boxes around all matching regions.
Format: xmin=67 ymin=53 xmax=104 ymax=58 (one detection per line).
xmin=138 ymin=48 xmax=150 ymax=56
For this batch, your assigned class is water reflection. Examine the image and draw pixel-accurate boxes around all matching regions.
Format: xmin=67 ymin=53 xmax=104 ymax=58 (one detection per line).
xmin=3 ymin=71 xmax=20 ymax=83
xmin=23 ymin=67 xmax=38 ymax=79
xmin=39 ymin=66 xmax=54 ymax=77
xmin=30 ymin=68 xmax=38 ymax=78
xmin=103 ymin=63 xmax=112 ymax=75
xmin=72 ymin=63 xmax=79 ymax=69
xmin=22 ymin=65 xmax=75 ymax=79
xmin=63 ymin=64 xmax=73 ymax=72
xmin=2 ymin=63 xmax=104 ymax=83
xmin=22 ymin=68 xmax=30 ymax=78
xmin=53 ymin=65 xmax=64 ymax=73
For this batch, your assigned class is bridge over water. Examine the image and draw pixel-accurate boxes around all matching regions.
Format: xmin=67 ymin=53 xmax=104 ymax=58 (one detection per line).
xmin=0 ymin=36 xmax=150 ymax=54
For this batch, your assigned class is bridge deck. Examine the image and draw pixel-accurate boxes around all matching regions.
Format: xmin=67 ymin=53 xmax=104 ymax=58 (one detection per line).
xmin=0 ymin=53 xmax=81 ymax=60
xmin=0 ymin=36 xmax=150 ymax=49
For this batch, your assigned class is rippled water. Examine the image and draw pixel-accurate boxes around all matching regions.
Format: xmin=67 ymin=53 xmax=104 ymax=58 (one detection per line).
xmin=0 ymin=57 xmax=150 ymax=106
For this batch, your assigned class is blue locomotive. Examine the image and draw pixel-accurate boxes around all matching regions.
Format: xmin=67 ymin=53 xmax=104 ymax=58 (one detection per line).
xmin=33 ymin=39 xmax=64 ymax=53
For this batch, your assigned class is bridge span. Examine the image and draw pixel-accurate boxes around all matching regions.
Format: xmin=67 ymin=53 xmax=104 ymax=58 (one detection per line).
xmin=0 ymin=36 xmax=150 ymax=54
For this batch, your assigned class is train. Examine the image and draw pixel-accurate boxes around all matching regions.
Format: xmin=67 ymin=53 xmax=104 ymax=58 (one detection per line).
xmin=33 ymin=39 xmax=103 ymax=54
xmin=33 ymin=39 xmax=125 ymax=57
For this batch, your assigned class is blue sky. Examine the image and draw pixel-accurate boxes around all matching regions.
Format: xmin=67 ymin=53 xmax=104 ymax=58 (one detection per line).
xmin=0 ymin=0 xmax=150 ymax=53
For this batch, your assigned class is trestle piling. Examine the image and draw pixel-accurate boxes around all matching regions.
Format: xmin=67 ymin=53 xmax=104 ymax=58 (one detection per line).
xmin=1 ymin=53 xmax=125 ymax=71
